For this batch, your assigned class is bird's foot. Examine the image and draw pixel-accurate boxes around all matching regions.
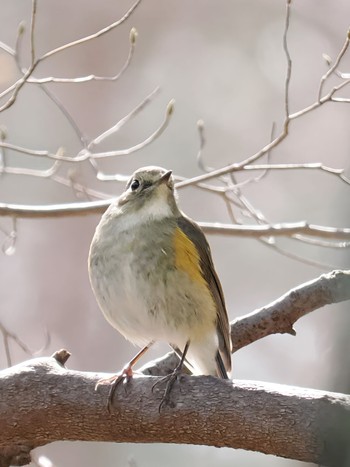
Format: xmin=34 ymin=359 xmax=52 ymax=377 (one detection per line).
xmin=152 ymin=365 xmax=183 ymax=412
xmin=95 ymin=364 xmax=134 ymax=413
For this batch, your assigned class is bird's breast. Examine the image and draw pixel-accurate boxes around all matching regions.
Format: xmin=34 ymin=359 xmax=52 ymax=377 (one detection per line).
xmin=89 ymin=217 xmax=217 ymax=346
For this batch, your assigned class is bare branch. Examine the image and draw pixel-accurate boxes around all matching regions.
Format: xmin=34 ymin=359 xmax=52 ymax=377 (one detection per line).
xmin=0 ymin=98 xmax=173 ymax=162
xmin=0 ymin=142 xmax=64 ymax=159
xmin=0 ymin=199 xmax=112 ymax=218
xmin=26 ymin=27 xmax=137 ymax=85
xmin=88 ymin=99 xmax=175 ymax=159
xmin=0 ymin=198 xmax=349 ymax=242
xmin=38 ymin=0 xmax=141 ymax=62
xmin=318 ymin=29 xmax=350 ymax=102
xmin=0 ymin=352 xmax=349 ymax=466
xmin=241 ymin=162 xmax=350 ymax=185
xmin=88 ymin=86 xmax=160 ymax=150
xmin=29 ymin=0 xmax=37 ymax=64
xmin=0 ymin=161 xmax=61 ymax=178
xmin=0 ymin=0 xmax=142 ymax=111
xmin=283 ymin=0 xmax=292 ymax=127
xmin=0 ymin=318 xmax=50 ymax=367
xmin=231 ymin=269 xmax=350 ymax=352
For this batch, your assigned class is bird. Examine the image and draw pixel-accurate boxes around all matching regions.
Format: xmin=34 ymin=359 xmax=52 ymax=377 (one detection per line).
xmin=88 ymin=166 xmax=232 ymax=410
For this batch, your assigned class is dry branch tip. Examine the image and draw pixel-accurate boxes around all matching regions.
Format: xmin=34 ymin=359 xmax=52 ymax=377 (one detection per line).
xmin=52 ymin=348 xmax=71 ymax=366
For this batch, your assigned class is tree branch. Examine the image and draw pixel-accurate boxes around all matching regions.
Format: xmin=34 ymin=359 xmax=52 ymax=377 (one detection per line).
xmin=0 ymin=350 xmax=349 ymax=467
xmin=230 ymin=269 xmax=350 ymax=352
xmin=0 ymin=200 xmax=350 ymax=242
xmin=1 ymin=271 xmax=350 ymax=465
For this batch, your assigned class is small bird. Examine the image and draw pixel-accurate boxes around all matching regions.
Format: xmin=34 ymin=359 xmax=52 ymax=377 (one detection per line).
xmin=88 ymin=166 xmax=231 ymax=409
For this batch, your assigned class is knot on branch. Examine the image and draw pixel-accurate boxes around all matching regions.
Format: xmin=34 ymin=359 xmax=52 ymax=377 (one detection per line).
xmin=51 ymin=348 xmax=71 ymax=366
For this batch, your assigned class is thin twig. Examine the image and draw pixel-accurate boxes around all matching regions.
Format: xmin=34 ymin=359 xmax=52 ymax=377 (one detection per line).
xmin=27 ymin=27 xmax=137 ymax=85
xmin=0 ymin=319 xmax=50 ymax=367
xmin=0 ymin=0 xmax=142 ymax=111
xmin=318 ymin=29 xmax=350 ymax=102
xmin=0 ymin=161 xmax=61 ymax=178
xmin=240 ymin=162 xmax=350 ymax=185
xmin=30 ymin=0 xmax=37 ymax=64
xmin=283 ymin=0 xmax=292 ymax=128
xmin=39 ymin=0 xmax=142 ymax=61
xmin=88 ymin=86 xmax=160 ymax=149
xmin=0 ymin=98 xmax=174 ymax=162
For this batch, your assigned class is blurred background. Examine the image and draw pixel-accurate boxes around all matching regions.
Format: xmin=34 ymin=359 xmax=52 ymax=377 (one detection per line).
xmin=0 ymin=0 xmax=350 ymax=466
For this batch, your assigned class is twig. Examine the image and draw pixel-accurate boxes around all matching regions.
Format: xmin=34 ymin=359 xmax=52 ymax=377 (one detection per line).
xmin=0 ymin=197 xmax=349 ymax=242
xmin=318 ymin=29 xmax=350 ymax=102
xmin=0 ymin=0 xmax=142 ymax=111
xmin=89 ymin=99 xmax=175 ymax=159
xmin=0 ymin=98 xmax=174 ymax=162
xmin=0 ymin=161 xmax=61 ymax=178
xmin=0 ymin=319 xmax=50 ymax=367
xmin=26 ymin=27 xmax=138 ymax=85
xmin=283 ymin=0 xmax=292 ymax=128
xmin=38 ymin=0 xmax=141 ymax=62
xmin=240 ymin=162 xmax=350 ymax=185
xmin=88 ymin=86 xmax=160 ymax=150
xmin=30 ymin=0 xmax=37 ymax=64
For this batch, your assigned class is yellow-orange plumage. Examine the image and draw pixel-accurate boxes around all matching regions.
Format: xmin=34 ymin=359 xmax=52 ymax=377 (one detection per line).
xmin=173 ymin=226 xmax=208 ymax=289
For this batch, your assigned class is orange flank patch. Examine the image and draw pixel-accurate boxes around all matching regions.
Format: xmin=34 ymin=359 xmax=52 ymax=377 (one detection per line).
xmin=173 ymin=227 xmax=207 ymax=288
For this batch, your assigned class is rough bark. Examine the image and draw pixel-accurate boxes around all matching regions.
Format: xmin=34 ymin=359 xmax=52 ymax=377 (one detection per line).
xmin=0 ymin=351 xmax=350 ymax=467
xmin=230 ymin=269 xmax=350 ymax=353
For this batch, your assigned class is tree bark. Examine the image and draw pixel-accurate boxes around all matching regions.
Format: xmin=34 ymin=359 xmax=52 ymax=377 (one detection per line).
xmin=0 ymin=351 xmax=350 ymax=467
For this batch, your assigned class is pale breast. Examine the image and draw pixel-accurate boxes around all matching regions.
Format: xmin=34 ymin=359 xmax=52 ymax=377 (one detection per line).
xmin=89 ymin=215 xmax=217 ymax=347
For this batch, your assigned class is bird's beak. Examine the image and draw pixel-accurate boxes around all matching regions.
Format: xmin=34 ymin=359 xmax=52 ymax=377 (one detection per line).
xmin=158 ymin=170 xmax=172 ymax=186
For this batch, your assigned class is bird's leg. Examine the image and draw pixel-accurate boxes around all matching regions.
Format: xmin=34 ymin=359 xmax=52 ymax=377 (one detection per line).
xmin=96 ymin=341 xmax=154 ymax=412
xmin=155 ymin=340 xmax=190 ymax=411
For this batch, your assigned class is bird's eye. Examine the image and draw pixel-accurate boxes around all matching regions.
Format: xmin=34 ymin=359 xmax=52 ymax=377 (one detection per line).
xmin=130 ymin=179 xmax=140 ymax=191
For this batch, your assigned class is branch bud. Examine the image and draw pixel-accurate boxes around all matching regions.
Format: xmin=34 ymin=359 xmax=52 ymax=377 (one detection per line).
xmin=197 ymin=119 xmax=204 ymax=130
xmin=167 ymin=99 xmax=175 ymax=116
xmin=322 ymin=53 xmax=332 ymax=66
xmin=130 ymin=27 xmax=138 ymax=45
xmin=18 ymin=21 xmax=26 ymax=36
xmin=0 ymin=125 xmax=7 ymax=141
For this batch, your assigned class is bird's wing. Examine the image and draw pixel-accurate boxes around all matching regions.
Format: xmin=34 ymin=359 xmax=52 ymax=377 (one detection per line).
xmin=177 ymin=215 xmax=232 ymax=374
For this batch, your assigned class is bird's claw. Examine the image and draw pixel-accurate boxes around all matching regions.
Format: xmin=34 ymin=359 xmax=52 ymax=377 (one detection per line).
xmin=95 ymin=365 xmax=134 ymax=412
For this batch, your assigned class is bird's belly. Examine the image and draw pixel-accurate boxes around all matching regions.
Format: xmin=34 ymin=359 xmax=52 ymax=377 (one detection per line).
xmin=90 ymin=247 xmax=216 ymax=348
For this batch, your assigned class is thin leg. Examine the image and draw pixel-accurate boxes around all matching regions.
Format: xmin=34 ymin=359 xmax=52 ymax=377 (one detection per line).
xmin=96 ymin=341 xmax=154 ymax=412
xmin=157 ymin=340 xmax=190 ymax=411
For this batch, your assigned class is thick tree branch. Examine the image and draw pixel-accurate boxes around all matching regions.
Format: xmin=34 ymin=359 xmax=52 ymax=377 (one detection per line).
xmin=2 ymin=271 xmax=350 ymax=465
xmin=230 ymin=269 xmax=350 ymax=352
xmin=0 ymin=351 xmax=349 ymax=467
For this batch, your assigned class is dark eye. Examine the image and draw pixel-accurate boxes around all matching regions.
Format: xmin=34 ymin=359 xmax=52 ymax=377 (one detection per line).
xmin=131 ymin=179 xmax=140 ymax=191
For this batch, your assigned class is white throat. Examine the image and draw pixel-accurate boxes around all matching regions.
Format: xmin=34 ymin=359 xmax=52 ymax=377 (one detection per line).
xmin=114 ymin=195 xmax=173 ymax=233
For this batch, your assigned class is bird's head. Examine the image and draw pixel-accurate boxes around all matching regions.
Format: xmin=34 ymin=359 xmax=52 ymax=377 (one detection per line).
xmin=117 ymin=166 xmax=179 ymax=220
